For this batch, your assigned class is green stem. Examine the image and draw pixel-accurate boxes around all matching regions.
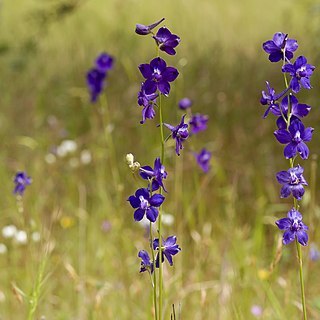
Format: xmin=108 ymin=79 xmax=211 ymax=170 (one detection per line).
xmin=158 ymin=93 xmax=164 ymax=320
xmin=296 ymin=239 xmax=307 ymax=320
xmin=149 ymin=222 xmax=158 ymax=320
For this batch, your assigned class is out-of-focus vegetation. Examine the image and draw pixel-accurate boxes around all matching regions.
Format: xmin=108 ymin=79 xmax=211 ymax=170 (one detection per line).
xmin=1 ymin=0 xmax=320 ymax=319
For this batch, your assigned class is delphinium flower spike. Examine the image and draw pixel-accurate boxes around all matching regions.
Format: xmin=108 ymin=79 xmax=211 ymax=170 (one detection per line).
xmin=261 ymin=31 xmax=315 ymax=320
xmin=164 ymin=115 xmax=189 ymax=156
xmin=13 ymin=171 xmax=32 ymax=196
xmin=130 ymin=18 xmax=182 ymax=320
xmin=86 ymin=52 xmax=114 ymax=103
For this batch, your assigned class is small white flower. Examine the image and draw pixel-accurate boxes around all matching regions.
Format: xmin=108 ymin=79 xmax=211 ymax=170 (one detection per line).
xmin=2 ymin=225 xmax=17 ymax=239
xmin=31 ymin=232 xmax=41 ymax=242
xmin=14 ymin=230 xmax=28 ymax=244
xmin=80 ymin=150 xmax=92 ymax=165
xmin=0 ymin=243 xmax=7 ymax=254
xmin=57 ymin=140 xmax=77 ymax=157
xmin=45 ymin=153 xmax=56 ymax=164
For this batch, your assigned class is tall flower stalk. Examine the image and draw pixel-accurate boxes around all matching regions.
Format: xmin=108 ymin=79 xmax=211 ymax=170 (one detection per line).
xmin=261 ymin=32 xmax=315 ymax=319
xmin=127 ymin=18 xmax=184 ymax=319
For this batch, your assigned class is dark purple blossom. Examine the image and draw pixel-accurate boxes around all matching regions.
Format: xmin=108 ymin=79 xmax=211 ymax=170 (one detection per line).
xmin=153 ymin=27 xmax=181 ymax=55
xmin=282 ymin=56 xmax=315 ymax=93
xmin=309 ymin=244 xmax=320 ymax=261
xmin=138 ymin=250 xmax=154 ymax=273
xmin=135 ymin=18 xmax=165 ymax=35
xmin=96 ymin=53 xmax=114 ymax=72
xmin=139 ymin=57 xmax=179 ymax=96
xmin=86 ymin=68 xmax=106 ymax=102
xmin=14 ymin=171 xmax=32 ymax=196
xmin=276 ymin=165 xmax=308 ymax=200
xmin=276 ymin=208 xmax=308 ymax=246
xmin=189 ymin=113 xmax=209 ymax=134
xmin=260 ymin=81 xmax=289 ymax=118
xmin=140 ymin=157 xmax=167 ymax=191
xmin=195 ymin=148 xmax=211 ymax=173
xmin=128 ymin=188 xmax=165 ymax=222
xmin=263 ymin=32 xmax=298 ymax=62
xmin=153 ymin=236 xmax=181 ymax=267
xmin=179 ymin=97 xmax=192 ymax=110
xmin=274 ymin=119 xmax=313 ymax=159
xmin=164 ymin=115 xmax=189 ymax=156
xmin=137 ymin=82 xmax=158 ymax=124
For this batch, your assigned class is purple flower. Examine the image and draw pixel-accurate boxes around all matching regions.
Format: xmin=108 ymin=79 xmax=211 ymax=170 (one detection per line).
xmin=86 ymin=68 xmax=106 ymax=102
xmin=195 ymin=148 xmax=211 ymax=173
xmin=276 ymin=165 xmax=308 ymax=200
xmin=139 ymin=57 xmax=179 ymax=96
xmin=282 ymin=56 xmax=315 ymax=93
xmin=263 ymin=32 xmax=298 ymax=62
xmin=260 ymin=81 xmax=289 ymax=118
xmin=96 ymin=53 xmax=114 ymax=72
xmin=153 ymin=236 xmax=181 ymax=267
xmin=179 ymin=97 xmax=192 ymax=110
xmin=153 ymin=27 xmax=181 ymax=55
xmin=276 ymin=208 xmax=308 ymax=246
xmin=135 ymin=18 xmax=165 ymax=35
xmin=137 ymin=82 xmax=158 ymax=124
xmin=138 ymin=250 xmax=154 ymax=273
xmin=128 ymin=188 xmax=165 ymax=222
xmin=164 ymin=115 xmax=189 ymax=156
xmin=278 ymin=95 xmax=311 ymax=119
xmin=274 ymin=119 xmax=313 ymax=159
xmin=140 ymin=157 xmax=167 ymax=191
xmin=14 ymin=171 xmax=32 ymax=196
xmin=309 ymin=243 xmax=320 ymax=261
xmin=189 ymin=114 xmax=209 ymax=134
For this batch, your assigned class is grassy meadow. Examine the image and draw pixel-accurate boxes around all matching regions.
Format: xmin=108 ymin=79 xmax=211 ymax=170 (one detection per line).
xmin=1 ymin=0 xmax=320 ymax=319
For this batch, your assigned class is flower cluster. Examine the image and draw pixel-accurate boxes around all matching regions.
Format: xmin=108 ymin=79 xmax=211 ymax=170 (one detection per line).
xmin=13 ymin=171 xmax=31 ymax=196
xmin=86 ymin=52 xmax=114 ymax=103
xmin=261 ymin=32 xmax=315 ymax=246
xmin=129 ymin=18 xmax=183 ymax=277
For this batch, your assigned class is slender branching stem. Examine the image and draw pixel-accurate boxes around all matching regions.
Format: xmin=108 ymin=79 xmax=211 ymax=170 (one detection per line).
xmin=296 ymin=239 xmax=308 ymax=320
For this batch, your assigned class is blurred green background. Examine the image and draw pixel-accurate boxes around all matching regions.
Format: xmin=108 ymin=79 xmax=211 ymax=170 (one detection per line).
xmin=1 ymin=0 xmax=320 ymax=319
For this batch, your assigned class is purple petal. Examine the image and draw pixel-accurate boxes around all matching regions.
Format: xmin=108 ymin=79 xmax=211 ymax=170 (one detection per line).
xmin=296 ymin=230 xmax=308 ymax=246
xmin=282 ymin=64 xmax=295 ymax=74
xmin=292 ymin=103 xmax=311 ymax=118
xmin=135 ymin=188 xmax=149 ymax=199
xmin=283 ymin=230 xmax=295 ymax=245
xmin=146 ymin=207 xmax=158 ymax=222
xmin=128 ymin=195 xmax=140 ymax=208
xmin=295 ymin=56 xmax=307 ymax=68
xmin=162 ymin=67 xmax=179 ymax=82
xmin=286 ymin=39 xmax=298 ymax=53
xmin=140 ymin=166 xmax=154 ymax=180
xmin=280 ymin=185 xmax=291 ymax=198
xmin=149 ymin=194 xmax=165 ymax=207
xmin=134 ymin=208 xmax=145 ymax=221
xmin=274 ymin=129 xmax=291 ymax=144
xmin=302 ymin=127 xmax=314 ymax=142
xmin=155 ymin=27 xmax=172 ymax=42
xmin=144 ymin=80 xmax=157 ymax=95
xmin=272 ymin=32 xmax=286 ymax=47
xmin=164 ymin=251 xmax=173 ymax=265
xmin=158 ymin=81 xmax=170 ymax=96
xmin=291 ymin=185 xmax=305 ymax=200
xmin=297 ymin=142 xmax=309 ymax=159
xmin=287 ymin=208 xmax=302 ymax=220
xmin=290 ymin=77 xmax=300 ymax=93
xmin=275 ymin=218 xmax=291 ymax=230
xmin=153 ymin=238 xmax=159 ymax=250
xmin=300 ymin=77 xmax=312 ymax=90
xmin=139 ymin=64 xmax=153 ymax=79
xmin=276 ymin=171 xmax=290 ymax=184
xmin=160 ymin=45 xmax=176 ymax=55
xmin=263 ymin=40 xmax=279 ymax=54
xmin=269 ymin=52 xmax=282 ymax=62
xmin=138 ymin=250 xmax=151 ymax=265
xmin=150 ymin=57 xmax=167 ymax=72
xmin=284 ymin=142 xmax=297 ymax=159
